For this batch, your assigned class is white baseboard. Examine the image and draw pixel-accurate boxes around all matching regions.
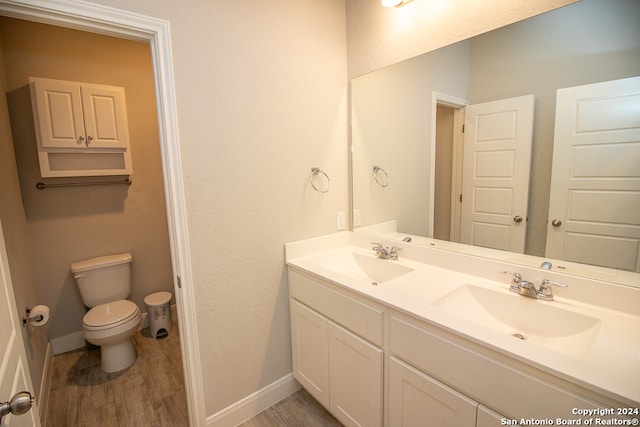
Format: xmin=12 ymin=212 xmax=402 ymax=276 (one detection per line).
xmin=50 ymin=331 xmax=85 ymax=355
xmin=206 ymin=374 xmax=300 ymax=427
xmin=38 ymin=342 xmax=54 ymax=427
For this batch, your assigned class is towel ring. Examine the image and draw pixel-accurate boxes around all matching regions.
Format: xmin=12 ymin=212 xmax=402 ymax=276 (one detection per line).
xmin=373 ymin=166 xmax=389 ymax=187
xmin=310 ymin=168 xmax=331 ymax=193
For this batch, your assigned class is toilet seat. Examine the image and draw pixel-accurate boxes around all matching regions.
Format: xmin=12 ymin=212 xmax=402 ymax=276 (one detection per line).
xmin=83 ymin=300 xmax=139 ymax=330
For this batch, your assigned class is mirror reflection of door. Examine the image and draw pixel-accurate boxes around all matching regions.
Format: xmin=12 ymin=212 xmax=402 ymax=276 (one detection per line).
xmin=546 ymin=76 xmax=640 ymax=272
xmin=434 ymin=95 xmax=534 ymax=253
xmin=434 ymin=105 xmax=456 ymax=241
xmin=460 ymin=95 xmax=534 ymax=253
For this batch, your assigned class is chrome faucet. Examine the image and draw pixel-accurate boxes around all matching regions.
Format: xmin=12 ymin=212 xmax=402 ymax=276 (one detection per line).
xmin=371 ymin=242 xmax=400 ymax=260
xmin=501 ymin=270 xmax=568 ymax=301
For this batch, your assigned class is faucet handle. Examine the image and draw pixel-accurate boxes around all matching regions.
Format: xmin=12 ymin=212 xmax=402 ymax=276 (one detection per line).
xmin=537 ymin=279 xmax=568 ymax=301
xmin=389 ymin=246 xmax=401 ymax=259
xmin=500 ymin=270 xmax=522 ymax=284
xmin=541 ymin=279 xmax=568 ymax=288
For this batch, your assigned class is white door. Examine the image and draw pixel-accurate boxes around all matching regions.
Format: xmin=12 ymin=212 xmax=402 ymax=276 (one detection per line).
xmin=546 ymin=76 xmax=640 ymax=272
xmin=0 ymin=220 xmax=41 ymax=426
xmin=460 ymin=95 xmax=534 ymax=252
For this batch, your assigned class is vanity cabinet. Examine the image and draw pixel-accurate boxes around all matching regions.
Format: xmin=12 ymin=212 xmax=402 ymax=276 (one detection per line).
xmin=29 ymin=77 xmax=133 ymax=177
xmin=289 ymin=269 xmax=383 ymax=427
xmin=390 ymin=313 xmax=615 ymax=424
xmin=287 ymin=261 xmax=628 ymax=427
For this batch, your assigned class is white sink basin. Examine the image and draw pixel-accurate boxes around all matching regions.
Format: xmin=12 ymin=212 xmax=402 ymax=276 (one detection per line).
xmin=319 ymin=251 xmax=414 ymax=284
xmin=433 ymin=284 xmax=602 ymax=358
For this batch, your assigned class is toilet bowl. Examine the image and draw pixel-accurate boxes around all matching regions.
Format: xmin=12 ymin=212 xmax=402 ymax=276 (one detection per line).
xmin=82 ymin=299 xmax=141 ymax=373
xmin=71 ymin=253 xmax=140 ymax=373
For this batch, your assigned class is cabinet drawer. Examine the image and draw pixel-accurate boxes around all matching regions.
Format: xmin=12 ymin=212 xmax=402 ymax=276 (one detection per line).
xmin=289 ymin=268 xmax=384 ymax=346
xmin=390 ymin=314 xmax=604 ymax=420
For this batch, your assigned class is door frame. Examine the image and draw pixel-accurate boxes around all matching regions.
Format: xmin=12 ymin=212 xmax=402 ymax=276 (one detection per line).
xmin=430 ymin=92 xmax=467 ymax=239
xmin=0 ymin=0 xmax=205 ymax=425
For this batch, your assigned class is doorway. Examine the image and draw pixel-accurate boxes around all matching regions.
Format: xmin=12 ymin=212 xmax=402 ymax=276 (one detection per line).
xmin=430 ymin=92 xmax=467 ymax=242
xmin=0 ymin=1 xmax=203 ymax=425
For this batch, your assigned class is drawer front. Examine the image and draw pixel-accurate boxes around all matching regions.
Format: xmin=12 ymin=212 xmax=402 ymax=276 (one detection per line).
xmin=390 ymin=314 xmax=604 ymax=420
xmin=289 ymin=268 xmax=384 ymax=346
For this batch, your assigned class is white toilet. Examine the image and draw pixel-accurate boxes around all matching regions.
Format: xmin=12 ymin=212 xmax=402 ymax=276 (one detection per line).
xmin=71 ymin=253 xmax=141 ymax=373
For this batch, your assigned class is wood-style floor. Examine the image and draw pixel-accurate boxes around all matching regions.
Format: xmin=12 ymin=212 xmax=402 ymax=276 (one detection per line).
xmin=46 ymin=318 xmax=188 ymax=427
xmin=237 ymin=388 xmax=342 ymax=427
xmin=46 ymin=317 xmax=341 ymax=426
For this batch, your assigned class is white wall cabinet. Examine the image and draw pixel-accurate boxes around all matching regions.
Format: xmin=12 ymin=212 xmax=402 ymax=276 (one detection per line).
xmin=289 ymin=270 xmax=383 ymax=427
xmin=29 ymin=77 xmax=133 ymax=177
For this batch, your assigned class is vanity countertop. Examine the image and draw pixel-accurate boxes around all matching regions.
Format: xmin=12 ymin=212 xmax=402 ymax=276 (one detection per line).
xmin=285 ymin=232 xmax=640 ymax=406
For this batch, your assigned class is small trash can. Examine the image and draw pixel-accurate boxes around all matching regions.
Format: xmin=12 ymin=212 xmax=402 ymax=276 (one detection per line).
xmin=144 ymin=291 xmax=172 ymax=339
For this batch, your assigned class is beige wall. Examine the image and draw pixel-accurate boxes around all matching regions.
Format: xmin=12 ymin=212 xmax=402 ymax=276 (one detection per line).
xmin=0 ymin=36 xmax=48 ymax=398
xmin=0 ymin=18 xmax=174 ymax=342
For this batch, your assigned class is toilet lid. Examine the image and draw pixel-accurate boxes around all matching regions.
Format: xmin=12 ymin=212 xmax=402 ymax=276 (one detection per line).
xmin=83 ymin=300 xmax=138 ymax=328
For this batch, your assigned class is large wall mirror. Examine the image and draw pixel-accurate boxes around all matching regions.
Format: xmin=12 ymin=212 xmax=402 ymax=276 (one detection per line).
xmin=351 ymin=0 xmax=640 ymax=286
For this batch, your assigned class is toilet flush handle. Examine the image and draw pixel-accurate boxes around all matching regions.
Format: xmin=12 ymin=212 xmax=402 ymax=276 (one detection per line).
xmin=74 ymin=273 xmax=88 ymax=279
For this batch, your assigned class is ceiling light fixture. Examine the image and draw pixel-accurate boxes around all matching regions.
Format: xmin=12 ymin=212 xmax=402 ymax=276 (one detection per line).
xmin=381 ymin=0 xmax=413 ymax=7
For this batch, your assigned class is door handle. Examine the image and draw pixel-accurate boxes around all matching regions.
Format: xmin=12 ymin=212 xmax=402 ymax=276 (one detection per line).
xmin=0 ymin=391 xmax=34 ymax=423
xmin=551 ymin=219 xmax=562 ymax=227
xmin=513 ymin=215 xmax=523 ymax=223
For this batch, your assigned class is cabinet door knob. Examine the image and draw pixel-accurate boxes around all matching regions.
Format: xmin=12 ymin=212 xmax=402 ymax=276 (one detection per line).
xmin=87 ymin=135 xmax=94 ymax=144
xmin=78 ymin=135 xmax=85 ymax=144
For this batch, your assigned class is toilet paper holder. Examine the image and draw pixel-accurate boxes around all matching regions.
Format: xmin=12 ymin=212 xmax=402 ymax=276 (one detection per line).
xmin=22 ymin=306 xmax=47 ymax=326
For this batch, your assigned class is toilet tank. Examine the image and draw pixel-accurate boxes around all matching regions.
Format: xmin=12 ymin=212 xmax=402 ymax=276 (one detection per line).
xmin=71 ymin=253 xmax=132 ymax=307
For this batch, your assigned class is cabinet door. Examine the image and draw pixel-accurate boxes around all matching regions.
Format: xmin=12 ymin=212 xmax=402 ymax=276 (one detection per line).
xmin=328 ymin=323 xmax=383 ymax=427
xmin=290 ymin=299 xmax=330 ymax=408
xmin=30 ymin=78 xmax=86 ymax=149
xmin=389 ymin=357 xmax=477 ymax=427
xmin=81 ymin=84 xmax=130 ymax=149
xmin=477 ymin=405 xmax=508 ymax=427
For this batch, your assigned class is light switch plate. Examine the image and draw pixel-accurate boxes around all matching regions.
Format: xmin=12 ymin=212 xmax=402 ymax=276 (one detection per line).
xmin=336 ymin=211 xmax=346 ymax=230
xmin=353 ymin=209 xmax=361 ymax=227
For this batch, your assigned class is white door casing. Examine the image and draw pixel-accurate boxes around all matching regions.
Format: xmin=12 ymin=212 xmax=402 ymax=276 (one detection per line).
xmin=0 ymin=220 xmax=41 ymax=427
xmin=0 ymin=1 xmax=205 ymax=425
xmin=461 ymin=95 xmax=535 ymax=253
xmin=546 ymin=76 xmax=640 ymax=272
